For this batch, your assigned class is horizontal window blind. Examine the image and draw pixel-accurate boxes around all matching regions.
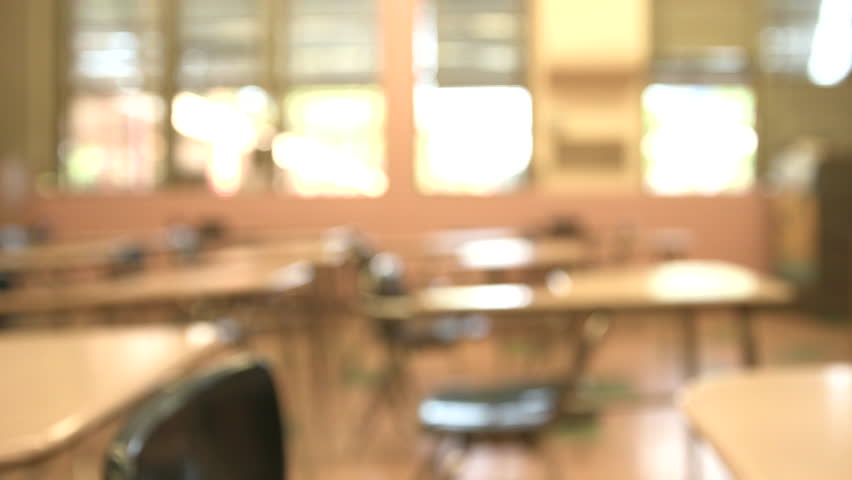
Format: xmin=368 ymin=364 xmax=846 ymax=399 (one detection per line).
xmin=72 ymin=0 xmax=161 ymax=91
xmin=761 ymin=0 xmax=821 ymax=76
xmin=285 ymin=0 xmax=379 ymax=85
xmin=179 ymin=0 xmax=263 ymax=89
xmin=433 ymin=0 xmax=527 ymax=86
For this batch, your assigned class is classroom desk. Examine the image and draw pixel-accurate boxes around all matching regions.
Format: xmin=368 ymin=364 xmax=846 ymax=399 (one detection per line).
xmin=378 ymin=228 xmax=521 ymax=254
xmin=0 ymin=237 xmax=134 ymax=275
xmin=445 ymin=236 xmax=590 ymax=271
xmin=393 ymin=235 xmax=591 ymax=287
xmin=0 ymin=323 xmax=226 ymax=474
xmin=0 ymin=231 xmax=335 ymax=279
xmin=205 ymin=239 xmax=345 ymax=267
xmin=0 ymin=257 xmax=317 ymax=316
xmin=680 ymin=365 xmax=852 ymax=480
xmin=0 ymin=250 xmax=338 ymax=429
xmin=377 ymin=260 xmax=794 ymax=376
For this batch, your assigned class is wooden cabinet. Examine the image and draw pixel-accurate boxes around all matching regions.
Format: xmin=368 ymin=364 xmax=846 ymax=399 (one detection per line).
xmin=815 ymin=157 xmax=852 ymax=317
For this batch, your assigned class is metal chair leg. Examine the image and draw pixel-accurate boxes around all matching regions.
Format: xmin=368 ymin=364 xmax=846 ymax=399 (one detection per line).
xmin=737 ymin=306 xmax=758 ymax=367
xmin=413 ymin=434 xmax=462 ymax=480
xmin=351 ymin=341 xmax=412 ymax=454
xmin=351 ymin=370 xmax=396 ymax=454
xmin=561 ymin=312 xmax=611 ymax=412
xmin=413 ymin=435 xmax=443 ymax=480
xmin=524 ymin=434 xmax=564 ymax=480
xmin=680 ymin=310 xmax=699 ymax=379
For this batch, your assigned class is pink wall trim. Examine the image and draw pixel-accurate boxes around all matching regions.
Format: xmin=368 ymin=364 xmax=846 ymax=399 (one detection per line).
xmin=28 ymin=191 xmax=771 ymax=270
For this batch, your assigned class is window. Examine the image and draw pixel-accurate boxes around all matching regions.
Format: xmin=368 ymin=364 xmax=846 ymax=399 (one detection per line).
xmin=761 ymin=1 xmax=819 ymax=77
xmin=173 ymin=0 xmax=266 ymax=195
xmin=762 ymin=0 xmax=852 ymax=86
xmin=64 ymin=0 xmax=164 ymax=191
xmin=276 ymin=0 xmax=385 ymax=197
xmin=63 ymin=0 xmax=384 ymax=197
xmin=642 ymin=84 xmax=757 ymax=195
xmin=414 ymin=0 xmax=532 ymax=195
xmin=642 ymin=50 xmax=757 ymax=195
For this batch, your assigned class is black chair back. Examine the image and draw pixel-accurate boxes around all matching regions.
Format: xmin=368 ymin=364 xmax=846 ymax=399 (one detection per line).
xmin=105 ymin=357 xmax=284 ymax=480
xmin=610 ymin=222 xmax=638 ymax=265
xmin=109 ymin=243 xmax=147 ymax=277
xmin=197 ymin=218 xmax=227 ymax=247
xmin=165 ymin=224 xmax=202 ymax=265
xmin=367 ymin=252 xmax=408 ymax=296
xmin=0 ymin=271 xmax=15 ymax=291
xmin=28 ymin=222 xmax=52 ymax=245
xmin=544 ymin=215 xmax=587 ymax=239
xmin=337 ymin=228 xmax=377 ymax=270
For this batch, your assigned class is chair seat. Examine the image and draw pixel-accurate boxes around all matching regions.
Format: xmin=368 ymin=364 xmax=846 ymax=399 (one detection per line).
xmin=374 ymin=314 xmax=478 ymax=349
xmin=419 ymin=382 xmax=562 ymax=434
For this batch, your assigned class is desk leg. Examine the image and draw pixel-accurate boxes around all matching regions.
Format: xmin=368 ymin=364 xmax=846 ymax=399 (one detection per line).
xmin=562 ymin=312 xmax=610 ymax=412
xmin=567 ymin=314 xmax=591 ymax=387
xmin=680 ymin=310 xmax=699 ymax=379
xmin=737 ymin=306 xmax=758 ymax=368
xmin=307 ymin=300 xmax=330 ymax=408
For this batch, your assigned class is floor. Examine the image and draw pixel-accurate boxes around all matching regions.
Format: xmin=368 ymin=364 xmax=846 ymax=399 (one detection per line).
xmin=244 ymin=308 xmax=852 ymax=480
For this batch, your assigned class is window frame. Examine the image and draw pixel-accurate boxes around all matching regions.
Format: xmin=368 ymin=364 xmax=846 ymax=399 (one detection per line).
xmin=56 ymin=0 xmax=385 ymax=195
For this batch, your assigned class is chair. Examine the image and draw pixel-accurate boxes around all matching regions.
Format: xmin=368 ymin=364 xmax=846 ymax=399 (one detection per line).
xmin=164 ymin=223 xmax=203 ymax=265
xmin=108 ymin=243 xmax=147 ymax=277
xmin=28 ymin=221 xmax=52 ymax=245
xmin=651 ymin=228 xmax=691 ymax=262
xmin=105 ymin=356 xmax=284 ymax=480
xmin=415 ymin=312 xmax=610 ymax=479
xmin=609 ymin=222 xmax=639 ymax=265
xmin=0 ymin=270 xmax=16 ymax=326
xmin=0 ymin=225 xmax=26 ymax=324
xmin=353 ymin=252 xmax=486 ymax=449
xmin=196 ymin=218 xmax=228 ymax=248
xmin=532 ymin=215 xmax=588 ymax=240
xmin=0 ymin=224 xmax=29 ymax=252
xmin=0 ymin=267 xmax=17 ymax=291
xmin=0 ymin=225 xmax=26 ymax=326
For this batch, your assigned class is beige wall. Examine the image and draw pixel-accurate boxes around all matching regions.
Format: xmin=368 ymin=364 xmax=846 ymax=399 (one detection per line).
xmin=30 ymin=192 xmax=771 ymax=269
xmin=0 ymin=2 xmax=27 ymax=161
xmin=532 ymin=0 xmax=648 ymax=192
xmin=653 ymin=0 xmax=852 ymax=161
xmin=5 ymin=0 xmax=774 ymax=270
xmin=654 ymin=0 xmax=757 ymax=53
xmin=760 ymin=76 xmax=852 ymax=159
xmin=0 ymin=1 xmax=30 ymax=222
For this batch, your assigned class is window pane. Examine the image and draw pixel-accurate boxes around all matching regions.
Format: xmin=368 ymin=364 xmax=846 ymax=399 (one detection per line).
xmin=64 ymin=0 xmax=383 ymax=196
xmin=415 ymin=86 xmax=532 ymax=195
xmin=275 ymin=0 xmax=385 ymax=197
xmin=415 ymin=0 xmax=530 ymax=195
xmin=642 ymin=84 xmax=757 ymax=195
xmin=433 ymin=0 xmax=527 ymax=86
xmin=760 ymin=0 xmax=820 ymax=77
xmin=171 ymin=0 xmax=383 ymax=196
xmin=71 ymin=0 xmax=161 ymax=90
xmin=64 ymin=0 xmax=163 ymax=192
xmin=178 ymin=0 xmax=262 ymax=89
xmin=271 ymin=86 xmax=386 ymax=197
xmin=285 ymin=0 xmax=379 ymax=84
xmin=171 ymin=87 xmax=276 ymax=196
xmin=173 ymin=0 xmax=269 ymax=195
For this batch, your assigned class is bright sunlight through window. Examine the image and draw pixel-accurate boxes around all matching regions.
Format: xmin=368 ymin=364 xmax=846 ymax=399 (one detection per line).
xmin=415 ymin=86 xmax=533 ymax=195
xmin=273 ymin=86 xmax=386 ymax=197
xmin=642 ymin=84 xmax=757 ymax=196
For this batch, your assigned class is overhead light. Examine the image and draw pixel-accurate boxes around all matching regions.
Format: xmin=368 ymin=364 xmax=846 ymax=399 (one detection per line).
xmin=807 ymin=0 xmax=852 ymax=87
